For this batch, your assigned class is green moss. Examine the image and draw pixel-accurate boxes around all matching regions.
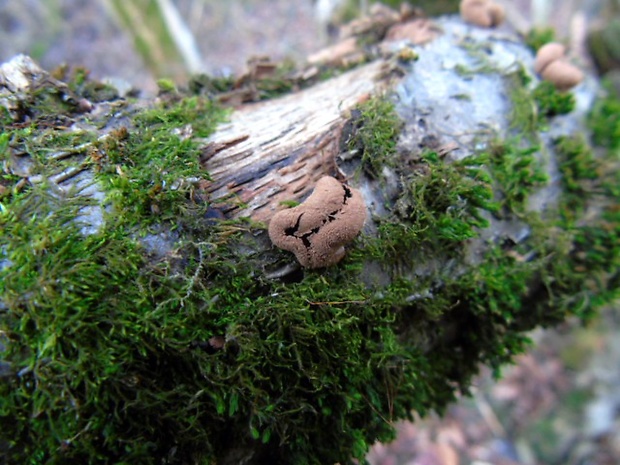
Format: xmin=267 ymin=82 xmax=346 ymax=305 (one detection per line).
xmin=588 ymin=81 xmax=620 ymax=149
xmin=252 ymin=60 xmax=298 ymax=100
xmin=188 ymin=60 xmax=309 ymax=104
xmin=188 ymin=73 xmax=236 ymax=95
xmin=136 ymin=94 xmax=225 ymax=137
xmin=156 ymin=78 xmax=177 ymax=94
xmin=507 ymin=67 xmax=576 ymax=137
xmin=90 ymin=95 xmax=226 ymax=225
xmin=545 ymin=106 xmax=620 ymax=314
xmin=0 ymin=189 xmax=452 ymax=464
xmin=381 ymin=151 xmax=496 ymax=262
xmin=63 ymin=66 xmax=119 ymax=103
xmin=533 ymin=129 xmax=620 ymax=321
xmin=481 ymin=140 xmax=548 ymax=216
xmin=1 ymin=63 xmax=619 ymax=465
xmin=345 ymin=96 xmax=402 ymax=179
xmin=507 ymin=68 xmax=541 ymax=135
xmin=279 ymin=199 xmax=301 ymax=208
xmin=554 ymin=135 xmax=599 ymax=219
xmin=525 ymin=27 xmax=556 ymax=51
xmin=532 ymin=81 xmax=576 ymax=118
xmin=455 ymin=39 xmax=508 ymax=78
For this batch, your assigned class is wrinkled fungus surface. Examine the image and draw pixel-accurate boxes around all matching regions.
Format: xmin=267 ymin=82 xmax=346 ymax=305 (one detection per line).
xmin=268 ymin=176 xmax=366 ymax=268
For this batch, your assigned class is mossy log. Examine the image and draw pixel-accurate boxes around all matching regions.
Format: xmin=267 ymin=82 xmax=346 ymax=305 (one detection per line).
xmin=1 ymin=10 xmax=619 ymax=465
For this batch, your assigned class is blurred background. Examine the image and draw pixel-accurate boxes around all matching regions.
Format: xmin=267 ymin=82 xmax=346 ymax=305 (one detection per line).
xmin=2 ymin=0 xmax=620 ymax=93
xmin=1 ymin=1 xmax=618 ymax=464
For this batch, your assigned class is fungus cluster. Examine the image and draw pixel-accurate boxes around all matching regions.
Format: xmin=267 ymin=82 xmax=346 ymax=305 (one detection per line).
xmin=459 ymin=0 xmax=505 ymax=28
xmin=268 ymin=176 xmax=366 ymax=268
xmin=534 ymin=42 xmax=584 ymax=91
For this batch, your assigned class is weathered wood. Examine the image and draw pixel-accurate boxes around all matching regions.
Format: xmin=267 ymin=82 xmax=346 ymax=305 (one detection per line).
xmin=201 ymin=60 xmax=390 ymax=222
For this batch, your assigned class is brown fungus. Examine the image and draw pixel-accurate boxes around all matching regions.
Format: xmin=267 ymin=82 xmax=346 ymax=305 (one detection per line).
xmin=534 ymin=42 xmax=566 ymax=74
xmin=534 ymin=42 xmax=584 ymax=91
xmin=459 ymin=0 xmax=505 ymax=28
xmin=541 ymin=60 xmax=584 ymax=91
xmin=268 ymin=176 xmax=367 ymax=269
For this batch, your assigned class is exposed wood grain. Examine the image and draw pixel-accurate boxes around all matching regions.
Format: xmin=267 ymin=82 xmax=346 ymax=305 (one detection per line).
xmin=200 ymin=60 xmax=391 ymax=222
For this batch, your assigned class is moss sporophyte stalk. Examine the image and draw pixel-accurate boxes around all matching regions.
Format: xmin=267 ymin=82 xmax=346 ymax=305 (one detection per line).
xmin=1 ymin=55 xmax=618 ymax=465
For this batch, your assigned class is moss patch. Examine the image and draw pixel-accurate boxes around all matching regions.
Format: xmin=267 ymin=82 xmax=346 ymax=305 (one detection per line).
xmin=507 ymin=67 xmax=576 ymax=136
xmin=1 ymin=63 xmax=619 ymax=465
xmin=525 ymin=27 xmax=557 ymax=52
xmin=94 ymin=95 xmax=226 ymax=224
xmin=588 ymin=80 xmax=620 ymax=149
xmin=345 ymin=97 xmax=402 ymax=179
xmin=482 ymin=140 xmax=548 ymax=216
xmin=375 ymin=151 xmax=496 ymax=266
xmin=532 ymin=81 xmax=576 ymax=118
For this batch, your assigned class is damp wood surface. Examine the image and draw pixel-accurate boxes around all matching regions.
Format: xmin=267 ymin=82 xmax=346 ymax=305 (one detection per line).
xmin=200 ymin=60 xmax=390 ymax=222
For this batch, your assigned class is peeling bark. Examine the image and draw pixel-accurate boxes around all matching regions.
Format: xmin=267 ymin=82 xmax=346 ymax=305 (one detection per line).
xmin=201 ymin=60 xmax=392 ymax=222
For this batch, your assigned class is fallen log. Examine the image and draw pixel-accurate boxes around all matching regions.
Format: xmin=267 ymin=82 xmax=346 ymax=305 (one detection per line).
xmin=0 ymin=7 xmax=618 ymax=465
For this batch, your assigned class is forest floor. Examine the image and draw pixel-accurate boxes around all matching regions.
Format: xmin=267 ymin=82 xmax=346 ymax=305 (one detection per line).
xmin=0 ymin=1 xmax=618 ymax=464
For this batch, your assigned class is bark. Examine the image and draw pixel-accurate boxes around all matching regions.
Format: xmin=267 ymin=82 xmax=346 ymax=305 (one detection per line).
xmin=201 ymin=59 xmax=390 ymax=222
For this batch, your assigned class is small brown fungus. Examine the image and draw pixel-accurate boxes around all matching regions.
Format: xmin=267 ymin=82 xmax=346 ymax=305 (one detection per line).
xmin=459 ymin=0 xmax=505 ymax=28
xmin=268 ymin=176 xmax=367 ymax=269
xmin=533 ymin=42 xmax=566 ymax=74
xmin=534 ymin=42 xmax=584 ymax=91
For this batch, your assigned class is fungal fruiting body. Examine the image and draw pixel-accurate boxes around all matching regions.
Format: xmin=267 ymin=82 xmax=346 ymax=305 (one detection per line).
xmin=533 ymin=42 xmax=566 ymax=74
xmin=534 ymin=42 xmax=584 ymax=91
xmin=268 ymin=176 xmax=367 ymax=268
xmin=459 ymin=0 xmax=505 ymax=28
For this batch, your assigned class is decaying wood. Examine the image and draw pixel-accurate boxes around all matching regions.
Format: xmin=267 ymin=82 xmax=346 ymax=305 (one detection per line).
xmin=198 ymin=1 xmax=436 ymax=224
xmin=201 ymin=60 xmax=392 ymax=223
